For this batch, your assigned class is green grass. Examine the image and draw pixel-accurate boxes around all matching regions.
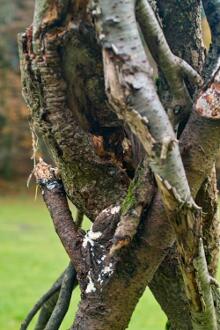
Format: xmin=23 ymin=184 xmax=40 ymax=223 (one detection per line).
xmin=0 ymin=193 xmax=167 ymax=330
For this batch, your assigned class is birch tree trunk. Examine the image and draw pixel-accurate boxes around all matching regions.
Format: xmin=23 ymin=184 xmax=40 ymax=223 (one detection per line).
xmin=19 ymin=1 xmax=220 ymax=329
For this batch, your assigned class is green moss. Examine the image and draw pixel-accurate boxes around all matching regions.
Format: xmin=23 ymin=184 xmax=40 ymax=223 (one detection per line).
xmin=121 ymin=179 xmax=138 ymax=215
xmin=121 ymin=163 xmax=147 ymax=215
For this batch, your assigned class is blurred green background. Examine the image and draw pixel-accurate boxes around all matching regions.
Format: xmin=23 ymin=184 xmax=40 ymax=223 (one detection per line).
xmin=0 ymin=1 xmax=218 ymax=329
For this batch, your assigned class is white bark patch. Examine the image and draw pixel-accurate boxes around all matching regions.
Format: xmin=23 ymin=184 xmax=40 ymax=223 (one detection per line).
xmin=103 ymin=263 xmax=113 ymax=276
xmin=97 ymin=261 xmax=114 ymax=286
xmin=89 ymin=230 xmax=102 ymax=240
xmin=110 ymin=205 xmax=120 ymax=215
xmin=82 ymin=234 xmax=94 ymax=248
xmin=85 ymin=271 xmax=96 ymax=294
xmin=100 ymin=205 xmax=121 ymax=217
xmin=82 ymin=226 xmax=102 ymax=249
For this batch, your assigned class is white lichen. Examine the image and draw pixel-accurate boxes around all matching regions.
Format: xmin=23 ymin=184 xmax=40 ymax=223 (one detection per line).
xmin=101 ymin=255 xmax=106 ymax=261
xmin=103 ymin=262 xmax=113 ymax=276
xmin=82 ymin=234 xmax=94 ymax=249
xmin=82 ymin=226 xmax=102 ymax=249
xmin=100 ymin=205 xmax=121 ymax=217
xmin=85 ymin=271 xmax=96 ymax=294
xmin=89 ymin=230 xmax=102 ymax=240
xmin=97 ymin=261 xmax=114 ymax=286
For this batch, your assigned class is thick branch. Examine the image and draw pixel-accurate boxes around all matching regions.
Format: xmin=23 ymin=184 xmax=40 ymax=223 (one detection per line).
xmin=94 ymin=0 xmax=193 ymax=203
xmin=157 ymin=0 xmax=204 ymax=72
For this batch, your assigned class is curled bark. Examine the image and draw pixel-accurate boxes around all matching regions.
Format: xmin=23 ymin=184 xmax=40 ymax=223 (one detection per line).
xmin=150 ymin=167 xmax=220 ymax=330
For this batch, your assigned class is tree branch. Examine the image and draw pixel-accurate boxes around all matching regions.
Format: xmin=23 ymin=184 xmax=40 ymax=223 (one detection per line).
xmin=34 ymin=293 xmax=59 ymax=330
xmin=75 ymin=210 xmax=84 ymax=229
xmin=136 ymin=0 xmax=202 ymax=125
xmin=157 ymin=0 xmax=204 ymax=72
xmin=94 ymin=0 xmax=192 ymax=202
xmin=33 ymin=159 xmax=84 ymax=268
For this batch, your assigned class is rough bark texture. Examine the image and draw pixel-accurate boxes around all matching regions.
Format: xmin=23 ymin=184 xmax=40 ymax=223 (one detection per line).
xmin=157 ymin=0 xmax=205 ymax=71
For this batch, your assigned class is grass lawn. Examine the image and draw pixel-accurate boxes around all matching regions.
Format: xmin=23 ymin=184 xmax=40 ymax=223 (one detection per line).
xmin=0 ymin=192 xmax=172 ymax=329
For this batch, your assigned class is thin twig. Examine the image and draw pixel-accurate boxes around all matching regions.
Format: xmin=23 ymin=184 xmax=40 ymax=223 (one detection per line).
xmin=44 ymin=263 xmax=76 ymax=330
xmin=34 ymin=292 xmax=59 ymax=330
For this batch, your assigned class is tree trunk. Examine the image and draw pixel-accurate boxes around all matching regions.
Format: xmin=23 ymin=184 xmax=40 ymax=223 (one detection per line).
xmin=19 ymin=1 xmax=220 ymax=329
